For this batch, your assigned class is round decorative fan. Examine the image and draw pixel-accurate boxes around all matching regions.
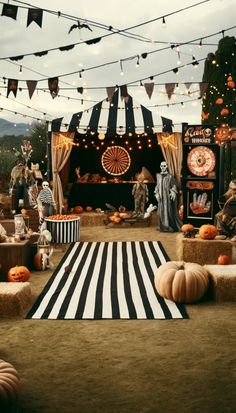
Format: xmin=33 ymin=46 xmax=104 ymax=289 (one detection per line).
xmin=101 ymin=146 xmax=131 ymax=176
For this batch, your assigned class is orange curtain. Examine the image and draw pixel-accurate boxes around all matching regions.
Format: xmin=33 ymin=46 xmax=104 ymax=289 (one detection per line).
xmin=157 ymin=132 xmax=182 ymax=188
xmin=51 ymin=132 xmax=74 ymax=214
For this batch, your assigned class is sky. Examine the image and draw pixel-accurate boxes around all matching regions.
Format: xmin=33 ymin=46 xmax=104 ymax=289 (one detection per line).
xmin=0 ymin=0 xmax=235 ymax=133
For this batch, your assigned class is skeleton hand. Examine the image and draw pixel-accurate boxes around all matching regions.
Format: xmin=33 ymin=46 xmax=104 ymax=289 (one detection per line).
xmin=190 ymin=192 xmax=211 ymax=214
xmin=169 ymin=190 xmax=176 ymax=201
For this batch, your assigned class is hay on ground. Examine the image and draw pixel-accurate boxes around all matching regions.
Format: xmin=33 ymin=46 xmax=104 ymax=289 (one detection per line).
xmin=0 ymin=282 xmax=32 ymax=317
xmin=176 ymin=234 xmax=233 ymax=265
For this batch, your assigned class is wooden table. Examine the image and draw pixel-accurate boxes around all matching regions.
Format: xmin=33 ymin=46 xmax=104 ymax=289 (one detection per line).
xmin=0 ymin=240 xmax=30 ymax=281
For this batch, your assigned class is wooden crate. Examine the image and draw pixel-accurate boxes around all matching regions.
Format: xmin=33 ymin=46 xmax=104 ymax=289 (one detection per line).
xmin=0 ymin=240 xmax=30 ymax=281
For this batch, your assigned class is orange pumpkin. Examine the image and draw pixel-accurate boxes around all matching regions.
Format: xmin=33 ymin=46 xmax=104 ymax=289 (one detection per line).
xmin=73 ymin=205 xmax=83 ymax=214
xmin=220 ymin=108 xmax=229 ymax=117
xmin=181 ymin=224 xmax=194 ymax=233
xmin=86 ymin=206 xmax=93 ymax=212
xmin=8 ymin=265 xmax=30 ymax=282
xmin=215 ymin=97 xmax=223 ymax=105
xmin=217 ymin=254 xmax=231 ymax=265
xmin=113 ymin=216 xmax=121 ymax=223
xmin=114 ymin=212 xmax=120 ymax=217
xmin=199 ymin=224 xmax=218 ymax=240
xmin=155 ymin=261 xmax=209 ymax=303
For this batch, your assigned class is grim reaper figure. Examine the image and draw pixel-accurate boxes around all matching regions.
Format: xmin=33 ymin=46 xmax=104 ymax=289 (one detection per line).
xmin=154 ymin=161 xmax=182 ymax=232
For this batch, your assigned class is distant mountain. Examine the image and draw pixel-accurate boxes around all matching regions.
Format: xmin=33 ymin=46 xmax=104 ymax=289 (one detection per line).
xmin=0 ymin=119 xmax=32 ymax=137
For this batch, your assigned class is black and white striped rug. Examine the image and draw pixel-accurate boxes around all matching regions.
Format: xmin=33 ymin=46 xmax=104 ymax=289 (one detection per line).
xmin=26 ymin=241 xmax=188 ymax=320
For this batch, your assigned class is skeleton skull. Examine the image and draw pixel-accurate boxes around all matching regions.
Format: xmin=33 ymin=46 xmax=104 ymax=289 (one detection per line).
xmin=160 ymin=161 xmax=168 ymax=174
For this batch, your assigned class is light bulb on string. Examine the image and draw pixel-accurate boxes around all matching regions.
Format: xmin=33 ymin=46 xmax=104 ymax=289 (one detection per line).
xmin=162 ymin=17 xmax=166 ymax=28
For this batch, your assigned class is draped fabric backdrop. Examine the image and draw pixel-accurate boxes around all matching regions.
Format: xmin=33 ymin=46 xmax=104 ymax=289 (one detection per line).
xmin=51 ymin=132 xmax=74 ymax=213
xmin=157 ymin=132 xmax=183 ymax=188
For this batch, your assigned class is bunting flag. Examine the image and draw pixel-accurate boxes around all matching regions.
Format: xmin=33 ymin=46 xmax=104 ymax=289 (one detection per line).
xmin=165 ymin=83 xmax=176 ymax=100
xmin=106 ymin=86 xmax=116 ymax=102
xmin=7 ymin=79 xmax=18 ymax=98
xmin=51 ymin=89 xmax=175 ymax=135
xmin=77 ymin=87 xmax=83 ymax=94
xmin=184 ymin=82 xmax=192 ymax=90
xmin=27 ymin=8 xmax=43 ymax=27
xmin=144 ymin=82 xmax=154 ymax=99
xmin=199 ymin=82 xmax=209 ymax=98
xmin=1 ymin=3 xmax=18 ymax=20
xmin=120 ymin=85 xmax=129 ymax=103
xmin=26 ymin=80 xmax=37 ymax=99
xmin=48 ymin=77 xmax=59 ymax=99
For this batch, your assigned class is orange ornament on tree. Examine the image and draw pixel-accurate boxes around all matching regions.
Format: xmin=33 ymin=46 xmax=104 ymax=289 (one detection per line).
xmin=220 ymin=108 xmax=229 ymax=117
xmin=201 ymin=111 xmax=209 ymax=120
xmin=215 ymin=97 xmax=223 ymax=105
xmin=227 ymin=76 xmax=235 ymax=88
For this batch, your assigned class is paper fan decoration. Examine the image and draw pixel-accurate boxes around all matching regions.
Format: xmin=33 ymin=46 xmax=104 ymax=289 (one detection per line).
xmin=101 ymin=146 xmax=131 ymax=176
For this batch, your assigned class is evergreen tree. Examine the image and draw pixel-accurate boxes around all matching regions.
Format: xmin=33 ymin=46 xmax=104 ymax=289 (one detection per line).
xmin=202 ymin=36 xmax=236 ymax=126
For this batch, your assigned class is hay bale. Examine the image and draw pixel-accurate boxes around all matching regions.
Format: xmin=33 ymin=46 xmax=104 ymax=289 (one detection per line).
xmin=204 ymin=265 xmax=236 ymax=302
xmin=0 ymin=282 xmax=32 ymax=317
xmin=176 ymin=234 xmax=233 ymax=265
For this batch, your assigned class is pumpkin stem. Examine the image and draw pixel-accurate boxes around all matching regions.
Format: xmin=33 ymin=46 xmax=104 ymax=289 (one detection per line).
xmin=178 ymin=265 xmax=185 ymax=270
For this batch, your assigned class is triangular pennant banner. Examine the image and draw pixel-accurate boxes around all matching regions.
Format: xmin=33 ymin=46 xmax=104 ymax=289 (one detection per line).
xmin=199 ymin=82 xmax=209 ymax=98
xmin=106 ymin=86 xmax=116 ymax=102
xmin=27 ymin=8 xmax=43 ymax=27
xmin=7 ymin=79 xmax=18 ymax=98
xmin=1 ymin=4 xmax=18 ymax=20
xmin=184 ymin=82 xmax=192 ymax=90
xmin=26 ymin=80 xmax=37 ymax=99
xmin=144 ymin=82 xmax=154 ymax=99
xmin=120 ymin=85 xmax=129 ymax=103
xmin=48 ymin=77 xmax=59 ymax=99
xmin=165 ymin=83 xmax=175 ymax=100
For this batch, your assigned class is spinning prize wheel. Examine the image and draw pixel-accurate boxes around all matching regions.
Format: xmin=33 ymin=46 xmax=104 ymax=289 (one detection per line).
xmin=101 ymin=146 xmax=131 ymax=176
xmin=187 ymin=146 xmax=216 ymax=177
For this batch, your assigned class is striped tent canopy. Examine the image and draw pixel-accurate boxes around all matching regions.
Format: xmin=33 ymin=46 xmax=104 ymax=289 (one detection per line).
xmin=51 ymin=89 xmax=175 ymax=136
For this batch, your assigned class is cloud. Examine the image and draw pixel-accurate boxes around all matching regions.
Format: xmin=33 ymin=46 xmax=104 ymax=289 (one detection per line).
xmin=0 ymin=0 xmax=235 ymax=128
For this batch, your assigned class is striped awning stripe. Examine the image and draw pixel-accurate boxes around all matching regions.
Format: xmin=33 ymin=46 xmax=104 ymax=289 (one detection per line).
xmin=51 ymin=89 xmax=174 ymax=135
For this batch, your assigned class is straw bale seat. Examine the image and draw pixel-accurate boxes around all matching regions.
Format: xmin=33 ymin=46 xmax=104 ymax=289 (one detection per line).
xmin=204 ymin=265 xmax=236 ymax=302
xmin=0 ymin=282 xmax=32 ymax=317
xmin=176 ymin=234 xmax=233 ymax=265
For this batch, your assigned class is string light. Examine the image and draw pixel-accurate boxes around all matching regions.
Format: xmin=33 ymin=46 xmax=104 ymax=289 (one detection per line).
xmin=162 ymin=17 xmax=166 ymax=28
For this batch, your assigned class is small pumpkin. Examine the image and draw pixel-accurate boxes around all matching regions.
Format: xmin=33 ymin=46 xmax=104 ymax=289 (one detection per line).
xmin=8 ymin=265 xmax=30 ymax=282
xmin=73 ymin=205 xmax=83 ymax=214
xmin=34 ymin=252 xmax=48 ymax=271
xmin=113 ymin=212 xmax=120 ymax=217
xmin=86 ymin=206 xmax=93 ymax=212
xmin=155 ymin=261 xmax=209 ymax=303
xmin=181 ymin=224 xmax=194 ymax=233
xmin=0 ymin=359 xmax=20 ymax=409
xmin=199 ymin=224 xmax=218 ymax=240
xmin=217 ymin=254 xmax=231 ymax=265
xmin=113 ymin=216 xmax=121 ymax=223
xmin=220 ymin=108 xmax=229 ymax=117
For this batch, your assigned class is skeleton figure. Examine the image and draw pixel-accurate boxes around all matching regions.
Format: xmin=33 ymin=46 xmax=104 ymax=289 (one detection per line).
xmin=154 ymin=161 xmax=182 ymax=232
xmin=36 ymin=181 xmax=56 ymax=225
xmin=132 ymin=173 xmax=149 ymax=215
